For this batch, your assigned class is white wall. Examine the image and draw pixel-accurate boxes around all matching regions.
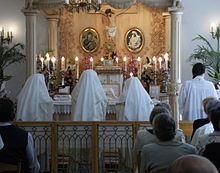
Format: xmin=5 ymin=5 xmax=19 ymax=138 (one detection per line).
xmin=0 ymin=0 xmax=26 ymax=101
xmin=181 ymin=0 xmax=220 ymax=82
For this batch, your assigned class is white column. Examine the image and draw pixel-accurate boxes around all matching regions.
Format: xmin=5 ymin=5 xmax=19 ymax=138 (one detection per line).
xmin=168 ymin=6 xmax=183 ymax=123
xmin=163 ymin=12 xmax=171 ymax=51
xmin=22 ymin=9 xmax=40 ymax=78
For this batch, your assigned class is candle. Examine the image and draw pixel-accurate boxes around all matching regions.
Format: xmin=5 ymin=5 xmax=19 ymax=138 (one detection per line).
xmin=90 ymin=57 xmax=93 ymax=69
xmin=40 ymin=57 xmax=44 ymax=70
xmin=98 ymin=0 xmax=102 ymax=4
xmin=75 ymin=56 xmax=79 ymax=79
xmin=137 ymin=57 xmax=142 ymax=78
xmin=46 ymin=53 xmax=50 ymax=70
xmin=152 ymin=56 xmax=157 ymax=71
xmin=61 ymin=77 xmax=65 ymax=86
xmin=9 ymin=27 xmax=13 ymax=37
xmin=130 ymin=72 xmax=133 ymax=77
xmin=164 ymin=53 xmax=169 ymax=70
xmin=88 ymin=0 xmax=91 ymax=3
xmin=101 ymin=57 xmax=104 ymax=61
xmin=116 ymin=57 xmax=119 ymax=64
xmin=123 ymin=56 xmax=127 ymax=72
xmin=51 ymin=56 xmax=56 ymax=70
xmin=158 ymin=57 xmax=162 ymax=69
xmin=65 ymin=0 xmax=69 ymax=4
xmin=61 ymin=56 xmax=65 ymax=70
xmin=210 ymin=23 xmax=217 ymax=33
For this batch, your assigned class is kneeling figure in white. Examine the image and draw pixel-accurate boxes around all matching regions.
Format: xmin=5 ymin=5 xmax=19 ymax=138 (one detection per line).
xmin=71 ymin=69 xmax=108 ymax=121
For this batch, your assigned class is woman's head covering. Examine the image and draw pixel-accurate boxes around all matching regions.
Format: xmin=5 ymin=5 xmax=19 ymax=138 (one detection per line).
xmin=118 ymin=77 xmax=154 ymax=121
xmin=71 ymin=69 xmax=107 ymax=121
xmin=16 ymin=74 xmax=53 ymax=121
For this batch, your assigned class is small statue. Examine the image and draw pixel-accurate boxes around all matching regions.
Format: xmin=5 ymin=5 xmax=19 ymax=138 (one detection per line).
xmin=172 ymin=0 xmax=183 ymax=8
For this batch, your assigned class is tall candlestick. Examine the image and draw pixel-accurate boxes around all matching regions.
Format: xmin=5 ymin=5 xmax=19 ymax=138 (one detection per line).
xmin=61 ymin=56 xmax=65 ymax=70
xmin=123 ymin=56 xmax=127 ymax=72
xmin=90 ymin=57 xmax=93 ymax=69
xmin=40 ymin=57 xmax=44 ymax=70
xmin=164 ymin=53 xmax=169 ymax=70
xmin=158 ymin=57 xmax=162 ymax=69
xmin=75 ymin=56 xmax=79 ymax=79
xmin=46 ymin=53 xmax=50 ymax=70
xmin=51 ymin=56 xmax=56 ymax=70
xmin=137 ymin=56 xmax=141 ymax=78
xmin=152 ymin=56 xmax=157 ymax=71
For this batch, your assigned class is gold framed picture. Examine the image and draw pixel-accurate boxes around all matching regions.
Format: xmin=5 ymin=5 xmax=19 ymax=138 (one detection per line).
xmin=125 ymin=27 xmax=144 ymax=53
xmin=80 ymin=27 xmax=99 ymax=53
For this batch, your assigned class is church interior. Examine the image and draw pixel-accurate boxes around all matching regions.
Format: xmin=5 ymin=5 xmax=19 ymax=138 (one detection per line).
xmin=1 ymin=0 xmax=220 ymax=172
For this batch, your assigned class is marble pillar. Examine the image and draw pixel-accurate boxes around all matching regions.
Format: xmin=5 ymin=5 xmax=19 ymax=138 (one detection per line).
xmin=163 ymin=12 xmax=171 ymax=51
xmin=168 ymin=6 xmax=183 ymax=123
xmin=22 ymin=9 xmax=40 ymax=78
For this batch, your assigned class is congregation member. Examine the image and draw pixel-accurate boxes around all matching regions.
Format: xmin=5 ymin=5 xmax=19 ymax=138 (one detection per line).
xmin=191 ymin=97 xmax=218 ymax=144
xmin=168 ymin=155 xmax=218 ymax=173
xmin=179 ymin=63 xmax=218 ymax=120
xmin=71 ymin=69 xmax=107 ymax=121
xmin=195 ymin=100 xmax=220 ymax=154
xmin=116 ymin=77 xmax=154 ymax=121
xmin=0 ymin=98 xmax=40 ymax=173
xmin=140 ymin=113 xmax=195 ymax=173
xmin=16 ymin=74 xmax=54 ymax=121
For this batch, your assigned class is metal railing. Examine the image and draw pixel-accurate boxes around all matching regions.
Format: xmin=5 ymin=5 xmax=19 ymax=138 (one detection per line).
xmin=14 ymin=121 xmax=193 ymax=173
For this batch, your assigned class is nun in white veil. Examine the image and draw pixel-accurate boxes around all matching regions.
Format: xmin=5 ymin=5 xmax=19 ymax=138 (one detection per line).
xmin=71 ymin=69 xmax=107 ymax=121
xmin=16 ymin=74 xmax=54 ymax=121
xmin=116 ymin=77 xmax=154 ymax=121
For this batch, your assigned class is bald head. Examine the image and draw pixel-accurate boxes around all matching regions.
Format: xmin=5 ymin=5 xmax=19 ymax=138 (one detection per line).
xmin=168 ymin=155 xmax=218 ymax=173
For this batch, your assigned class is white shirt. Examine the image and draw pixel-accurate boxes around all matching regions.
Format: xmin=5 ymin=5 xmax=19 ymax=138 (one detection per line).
xmin=71 ymin=70 xmax=107 ymax=121
xmin=196 ymin=131 xmax=220 ymax=155
xmin=191 ymin=122 xmax=214 ymax=146
xmin=117 ymin=77 xmax=154 ymax=121
xmin=0 ymin=122 xmax=40 ymax=173
xmin=16 ymin=74 xmax=54 ymax=121
xmin=179 ymin=75 xmax=218 ymax=120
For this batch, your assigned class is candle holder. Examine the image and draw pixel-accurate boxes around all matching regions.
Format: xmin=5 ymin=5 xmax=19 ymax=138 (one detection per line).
xmin=161 ymin=69 xmax=170 ymax=93
xmin=153 ymin=70 xmax=157 ymax=85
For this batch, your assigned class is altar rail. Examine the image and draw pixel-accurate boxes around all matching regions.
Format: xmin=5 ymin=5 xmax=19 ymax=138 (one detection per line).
xmin=14 ymin=121 xmax=193 ymax=173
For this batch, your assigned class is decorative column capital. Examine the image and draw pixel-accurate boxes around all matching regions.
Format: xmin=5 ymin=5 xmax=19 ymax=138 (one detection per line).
xmin=22 ymin=9 xmax=40 ymax=16
xmin=168 ymin=6 xmax=184 ymax=14
xmin=167 ymin=81 xmax=181 ymax=96
xmin=46 ymin=14 xmax=60 ymax=22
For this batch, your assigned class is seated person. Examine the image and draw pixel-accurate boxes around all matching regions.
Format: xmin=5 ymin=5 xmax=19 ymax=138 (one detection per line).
xmin=191 ymin=99 xmax=219 ymax=146
xmin=168 ymin=154 xmax=218 ymax=173
xmin=116 ymin=77 xmax=154 ymax=121
xmin=16 ymin=73 xmax=54 ymax=121
xmin=196 ymin=100 xmax=220 ymax=154
xmin=191 ymin=97 xmax=218 ymax=139
xmin=71 ymin=69 xmax=107 ymax=121
xmin=140 ymin=113 xmax=196 ymax=173
xmin=133 ymin=105 xmax=185 ymax=164
xmin=0 ymin=98 xmax=40 ymax=172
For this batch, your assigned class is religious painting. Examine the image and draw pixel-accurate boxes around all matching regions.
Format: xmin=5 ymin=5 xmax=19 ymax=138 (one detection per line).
xmin=125 ymin=28 xmax=144 ymax=53
xmin=80 ymin=27 xmax=99 ymax=53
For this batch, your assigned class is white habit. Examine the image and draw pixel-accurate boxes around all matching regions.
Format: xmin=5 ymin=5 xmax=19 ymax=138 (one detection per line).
xmin=179 ymin=75 xmax=218 ymax=120
xmin=117 ymin=77 xmax=154 ymax=121
xmin=16 ymin=74 xmax=54 ymax=121
xmin=71 ymin=69 xmax=107 ymax=121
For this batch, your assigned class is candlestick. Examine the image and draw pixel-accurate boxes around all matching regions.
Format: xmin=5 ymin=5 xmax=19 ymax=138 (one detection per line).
xmin=152 ymin=56 xmax=157 ymax=71
xmin=123 ymin=56 xmax=127 ymax=72
xmin=61 ymin=56 xmax=65 ymax=70
xmin=90 ymin=57 xmax=93 ymax=69
xmin=51 ymin=56 xmax=56 ymax=70
xmin=164 ymin=53 xmax=169 ymax=70
xmin=75 ymin=56 xmax=79 ymax=79
xmin=40 ymin=57 xmax=44 ymax=70
xmin=137 ymin=56 xmax=141 ymax=78
xmin=158 ymin=57 xmax=162 ymax=69
xmin=61 ymin=77 xmax=65 ymax=86
xmin=46 ymin=53 xmax=50 ymax=70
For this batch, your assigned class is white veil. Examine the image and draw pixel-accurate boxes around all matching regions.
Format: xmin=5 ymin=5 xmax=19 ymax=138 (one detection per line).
xmin=118 ymin=77 xmax=154 ymax=121
xmin=71 ymin=69 xmax=107 ymax=121
xmin=16 ymin=74 xmax=53 ymax=121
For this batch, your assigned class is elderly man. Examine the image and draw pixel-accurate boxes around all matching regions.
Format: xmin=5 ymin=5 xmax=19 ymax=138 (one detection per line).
xmin=0 ymin=98 xmax=40 ymax=172
xmin=179 ymin=63 xmax=218 ymax=120
xmin=168 ymin=155 xmax=218 ymax=173
xmin=140 ymin=113 xmax=195 ymax=173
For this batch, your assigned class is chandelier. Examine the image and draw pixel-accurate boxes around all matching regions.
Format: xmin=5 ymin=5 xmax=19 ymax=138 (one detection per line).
xmin=64 ymin=0 xmax=102 ymax=13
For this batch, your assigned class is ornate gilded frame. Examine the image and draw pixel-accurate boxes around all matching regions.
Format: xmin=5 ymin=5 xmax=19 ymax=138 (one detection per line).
xmin=80 ymin=27 xmax=99 ymax=53
xmin=125 ymin=27 xmax=144 ymax=53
